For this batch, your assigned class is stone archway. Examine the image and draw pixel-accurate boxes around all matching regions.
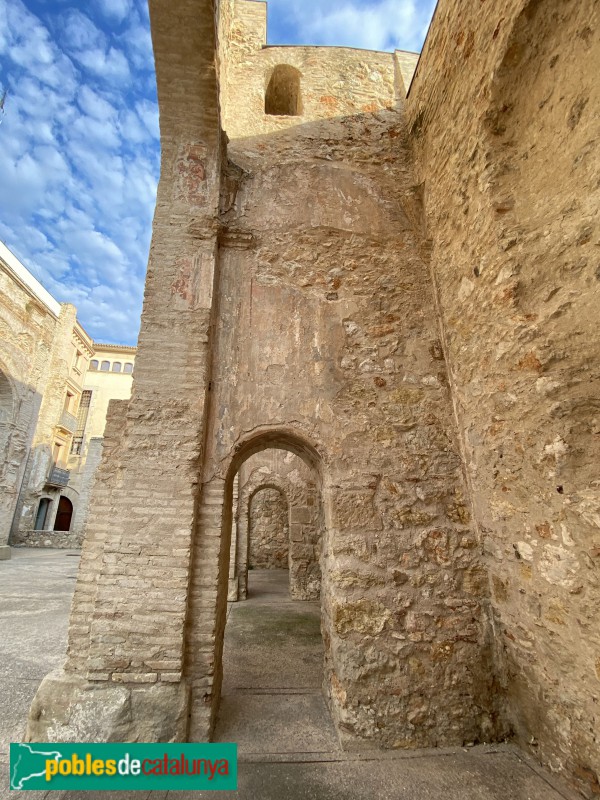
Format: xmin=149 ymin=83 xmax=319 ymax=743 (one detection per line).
xmin=232 ymin=459 xmax=322 ymax=602
xmin=185 ymin=428 xmax=329 ymax=741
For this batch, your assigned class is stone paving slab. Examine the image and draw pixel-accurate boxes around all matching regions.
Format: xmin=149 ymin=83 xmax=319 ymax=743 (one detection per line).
xmin=221 ymin=594 xmax=323 ymax=693
xmin=168 ymin=748 xmax=573 ymax=800
xmin=216 ymin=693 xmax=340 ymax=755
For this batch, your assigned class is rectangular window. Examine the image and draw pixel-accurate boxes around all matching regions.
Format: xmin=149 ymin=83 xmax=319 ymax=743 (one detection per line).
xmin=53 ymin=442 xmax=63 ymax=464
xmin=70 ymin=390 xmax=92 ymax=456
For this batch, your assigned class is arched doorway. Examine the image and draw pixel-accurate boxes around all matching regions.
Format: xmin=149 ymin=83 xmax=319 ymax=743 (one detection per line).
xmin=54 ymin=496 xmax=73 ymax=532
xmin=208 ymin=434 xmax=336 ymax=753
xmin=185 ymin=428 xmax=332 ymax=744
xmin=233 ymin=453 xmax=323 ymax=602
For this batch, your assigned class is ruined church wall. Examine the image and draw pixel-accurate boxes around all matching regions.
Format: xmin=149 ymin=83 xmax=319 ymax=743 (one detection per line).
xmin=178 ymin=0 xmax=505 ymax=748
xmin=407 ymin=0 xmax=599 ymax=793
xmin=222 ymin=0 xmax=399 ymax=144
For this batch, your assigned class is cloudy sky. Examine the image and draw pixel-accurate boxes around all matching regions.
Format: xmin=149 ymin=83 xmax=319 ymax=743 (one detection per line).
xmin=0 ymin=0 xmax=436 ymax=346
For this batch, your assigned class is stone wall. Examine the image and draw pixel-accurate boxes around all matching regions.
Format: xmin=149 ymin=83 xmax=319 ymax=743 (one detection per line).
xmin=27 ymin=0 xmax=223 ymax=744
xmin=10 ymin=305 xmax=91 ymax=542
xmin=28 ymin=2 xmax=599 ymax=787
xmin=407 ymin=0 xmax=600 ymax=793
xmin=27 ymin=0 xmax=502 ymax=752
xmin=189 ymin=0 xmax=501 ymax=749
xmin=249 ymin=487 xmax=288 ymax=569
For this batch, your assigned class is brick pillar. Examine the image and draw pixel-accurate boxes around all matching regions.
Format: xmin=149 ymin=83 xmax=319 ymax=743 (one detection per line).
xmin=26 ymin=0 xmax=224 ymax=743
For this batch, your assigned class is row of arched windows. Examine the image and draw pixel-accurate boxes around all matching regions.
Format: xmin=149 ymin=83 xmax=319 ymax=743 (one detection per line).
xmin=89 ymin=360 xmax=133 ymax=374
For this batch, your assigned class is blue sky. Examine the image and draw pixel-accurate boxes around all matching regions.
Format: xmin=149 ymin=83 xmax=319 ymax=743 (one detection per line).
xmin=0 ymin=0 xmax=436 ymax=346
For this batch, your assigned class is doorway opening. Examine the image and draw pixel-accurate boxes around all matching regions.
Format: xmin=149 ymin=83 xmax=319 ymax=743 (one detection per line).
xmin=210 ymin=436 xmax=338 ymax=755
xmin=54 ymin=496 xmax=73 ymax=531
xmin=231 ymin=448 xmax=322 ymax=603
xmin=35 ymin=498 xmax=51 ymax=531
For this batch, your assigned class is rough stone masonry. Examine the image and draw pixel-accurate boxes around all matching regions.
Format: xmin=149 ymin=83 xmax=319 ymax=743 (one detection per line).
xmin=25 ymin=0 xmax=599 ymax=797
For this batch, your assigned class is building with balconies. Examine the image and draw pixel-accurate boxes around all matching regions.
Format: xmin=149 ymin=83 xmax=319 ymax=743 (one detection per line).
xmin=0 ymin=241 xmax=135 ymax=553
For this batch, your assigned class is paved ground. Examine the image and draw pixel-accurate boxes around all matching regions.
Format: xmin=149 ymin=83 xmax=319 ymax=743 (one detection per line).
xmin=0 ymin=552 xmax=580 ymax=799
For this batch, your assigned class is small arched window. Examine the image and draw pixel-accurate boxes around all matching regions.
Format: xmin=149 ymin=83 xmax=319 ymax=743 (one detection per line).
xmin=124 ymin=363 xmax=133 ymax=374
xmin=265 ymin=65 xmax=302 ymax=117
xmin=100 ymin=361 xmax=110 ymax=372
xmin=112 ymin=362 xmax=122 ymax=373
xmin=90 ymin=360 xmax=99 ymax=371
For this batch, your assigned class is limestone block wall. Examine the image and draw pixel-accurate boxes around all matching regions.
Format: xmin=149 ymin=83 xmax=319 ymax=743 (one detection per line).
xmin=11 ymin=305 xmax=87 ymax=540
xmin=407 ymin=0 xmax=600 ymax=793
xmin=249 ymin=488 xmax=288 ymax=569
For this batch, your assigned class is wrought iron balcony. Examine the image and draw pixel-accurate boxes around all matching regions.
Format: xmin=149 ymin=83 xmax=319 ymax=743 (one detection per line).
xmin=46 ymin=464 xmax=70 ymax=488
xmin=59 ymin=410 xmax=78 ymax=433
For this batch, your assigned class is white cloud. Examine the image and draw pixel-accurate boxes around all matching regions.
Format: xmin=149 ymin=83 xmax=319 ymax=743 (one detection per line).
xmin=267 ymin=0 xmax=435 ymax=52
xmin=0 ymin=0 xmax=158 ymax=344
xmin=75 ymin=45 xmax=131 ymax=82
xmin=95 ymin=0 xmax=133 ymax=24
xmin=60 ymin=9 xmax=131 ymax=83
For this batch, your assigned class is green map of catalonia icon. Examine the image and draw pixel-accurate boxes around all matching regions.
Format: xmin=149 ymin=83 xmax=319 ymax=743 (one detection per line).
xmin=10 ymin=743 xmax=63 ymax=790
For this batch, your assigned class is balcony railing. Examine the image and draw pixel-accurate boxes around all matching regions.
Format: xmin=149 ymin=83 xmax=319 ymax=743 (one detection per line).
xmin=59 ymin=410 xmax=78 ymax=433
xmin=46 ymin=464 xmax=70 ymax=488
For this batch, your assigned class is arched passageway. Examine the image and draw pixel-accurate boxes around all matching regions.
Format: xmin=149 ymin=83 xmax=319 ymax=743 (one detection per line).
xmin=231 ymin=450 xmax=322 ymax=602
xmin=188 ymin=431 xmax=335 ymax=751
xmin=248 ymin=486 xmax=289 ymax=571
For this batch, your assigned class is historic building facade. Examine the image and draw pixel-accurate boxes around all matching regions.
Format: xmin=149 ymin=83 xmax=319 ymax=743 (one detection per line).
xmin=65 ymin=344 xmax=137 ymax=544
xmin=24 ymin=0 xmax=599 ymax=796
xmin=0 ymin=241 xmax=93 ymax=557
xmin=0 ymin=241 xmax=135 ymax=553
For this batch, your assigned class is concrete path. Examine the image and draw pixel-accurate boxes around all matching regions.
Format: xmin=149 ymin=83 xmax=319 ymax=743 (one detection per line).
xmin=0 ymin=554 xmax=580 ymax=800
xmin=214 ymin=569 xmax=338 ymax=756
xmin=0 ymin=547 xmax=76 ymax=798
